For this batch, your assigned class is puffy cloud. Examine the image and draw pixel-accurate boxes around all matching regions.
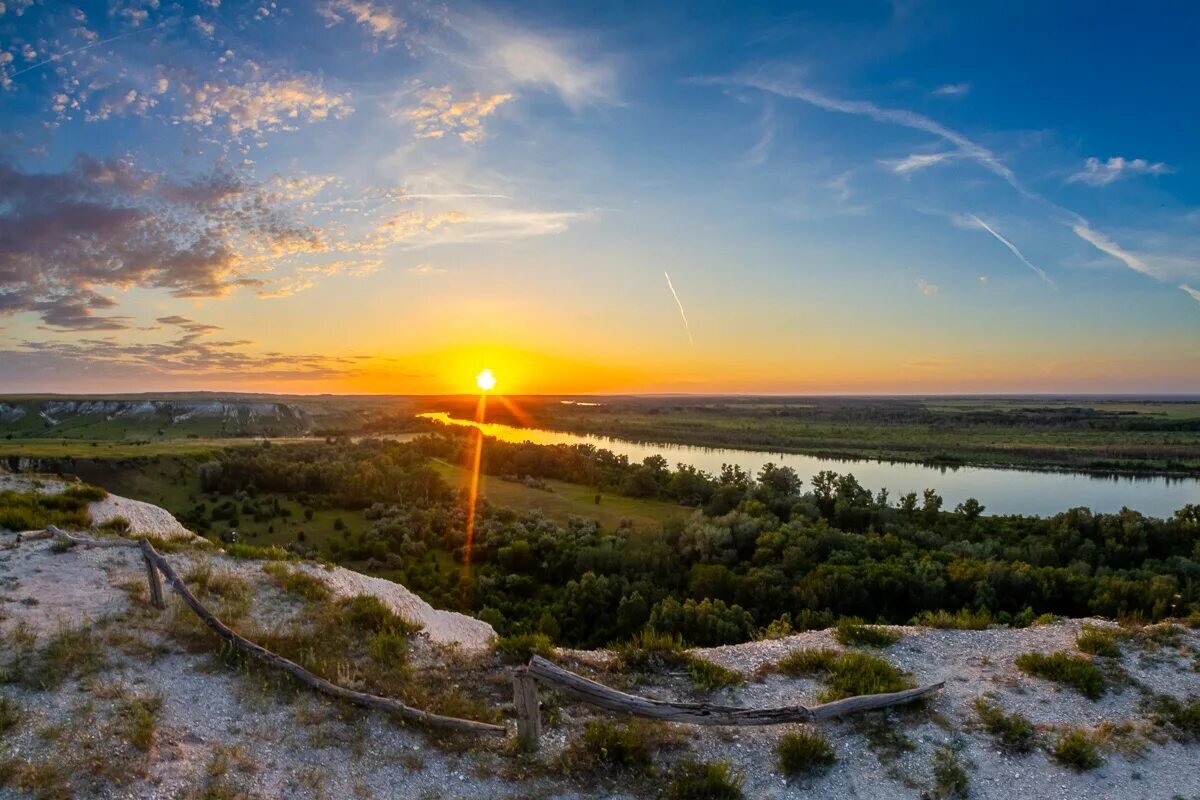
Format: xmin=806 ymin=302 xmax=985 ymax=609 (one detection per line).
xmin=0 ymin=156 xmax=328 ymax=329
xmin=1068 ymin=156 xmax=1172 ymax=187
xmin=916 ymin=279 xmax=939 ymax=296
xmin=318 ymin=0 xmax=404 ymax=45
xmin=177 ymin=76 xmax=353 ymax=136
xmin=406 ymin=87 xmax=513 ymax=143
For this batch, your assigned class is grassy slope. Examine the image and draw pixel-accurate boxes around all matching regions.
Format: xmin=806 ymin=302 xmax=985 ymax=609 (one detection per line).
xmin=430 ymin=459 xmax=685 ymax=530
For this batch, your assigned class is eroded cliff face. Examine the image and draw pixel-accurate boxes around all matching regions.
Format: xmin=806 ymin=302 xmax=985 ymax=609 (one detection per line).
xmin=0 ymin=398 xmax=310 ymax=436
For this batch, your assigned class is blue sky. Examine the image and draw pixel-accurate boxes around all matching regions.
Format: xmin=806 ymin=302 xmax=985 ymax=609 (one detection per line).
xmin=0 ymin=0 xmax=1197 ymax=393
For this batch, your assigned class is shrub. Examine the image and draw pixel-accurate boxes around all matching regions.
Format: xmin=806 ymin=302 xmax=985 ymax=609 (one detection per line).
xmin=1014 ymin=652 xmax=1105 ymax=699
xmin=1051 ymin=728 xmax=1104 ymax=770
xmin=776 ymin=729 xmax=836 ymax=777
xmin=368 ymin=628 xmax=409 ymax=668
xmin=931 ymin=747 xmax=969 ymax=798
xmin=494 ymin=633 xmax=555 ymax=664
xmin=835 ymin=617 xmax=900 ymax=648
xmin=261 ymin=563 xmax=331 ymax=602
xmin=614 ymin=630 xmax=690 ymax=672
xmin=340 ymin=595 xmax=421 ymax=636
xmin=98 ymin=516 xmax=131 ymax=535
xmin=561 ymin=719 xmax=678 ymax=775
xmin=909 ymin=609 xmax=993 ymax=630
xmin=1076 ymin=626 xmax=1122 ymax=658
xmin=776 ymin=648 xmax=912 ymax=702
xmin=37 ymin=626 xmax=105 ymax=690
xmin=0 ymin=697 xmax=20 ymax=735
xmin=648 ymin=597 xmax=757 ymax=646
xmin=115 ymin=693 xmax=164 ymax=751
xmin=223 ymin=542 xmax=289 ymax=561
xmin=973 ymin=698 xmax=1035 ymax=753
xmin=663 ymin=759 xmax=744 ymax=800
xmin=687 ymin=658 xmax=743 ymax=691
xmin=1146 ymin=695 xmax=1200 ymax=741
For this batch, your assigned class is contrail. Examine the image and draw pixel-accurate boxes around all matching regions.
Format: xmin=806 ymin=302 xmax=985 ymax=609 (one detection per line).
xmin=968 ymin=214 xmax=1057 ymax=289
xmin=663 ymin=270 xmax=694 ymax=347
xmin=8 ymin=21 xmax=170 ymax=80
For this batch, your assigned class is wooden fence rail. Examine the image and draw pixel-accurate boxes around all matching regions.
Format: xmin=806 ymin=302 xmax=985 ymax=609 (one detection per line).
xmin=514 ymin=654 xmax=944 ymax=751
xmin=41 ymin=526 xmax=507 ymax=737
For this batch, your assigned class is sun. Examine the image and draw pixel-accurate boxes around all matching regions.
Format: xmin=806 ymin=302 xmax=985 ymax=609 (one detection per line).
xmin=475 ymin=369 xmax=497 ymax=392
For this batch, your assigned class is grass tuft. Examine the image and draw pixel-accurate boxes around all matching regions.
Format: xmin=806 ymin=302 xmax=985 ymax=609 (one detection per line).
xmin=687 ymin=658 xmax=743 ymax=691
xmin=1051 ymin=728 xmax=1104 ymax=770
xmin=663 ymin=758 xmax=744 ymax=800
xmin=261 ymin=562 xmax=331 ymax=602
xmin=775 ymin=648 xmax=912 ymax=702
xmin=909 ymin=609 xmax=994 ymax=630
xmin=931 ymin=747 xmax=969 ymax=798
xmin=973 ymin=697 xmax=1035 ymax=753
xmin=776 ymin=728 xmax=836 ymax=777
xmin=1076 ymin=625 xmax=1122 ymax=658
xmin=560 ymin=718 xmax=681 ymax=775
xmin=1014 ymin=652 xmax=1106 ymax=699
xmin=493 ymin=633 xmax=555 ymax=664
xmin=834 ymin=617 xmax=900 ymax=648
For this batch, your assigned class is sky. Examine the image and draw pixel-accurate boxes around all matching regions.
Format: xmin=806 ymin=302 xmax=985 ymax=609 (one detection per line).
xmin=0 ymin=0 xmax=1198 ymax=395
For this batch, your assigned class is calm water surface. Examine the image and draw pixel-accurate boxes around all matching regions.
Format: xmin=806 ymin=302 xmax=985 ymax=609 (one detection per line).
xmin=417 ymin=412 xmax=1200 ymax=518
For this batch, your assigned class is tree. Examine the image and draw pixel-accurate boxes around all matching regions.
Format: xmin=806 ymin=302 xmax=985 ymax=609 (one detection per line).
xmin=955 ymin=498 xmax=985 ymax=521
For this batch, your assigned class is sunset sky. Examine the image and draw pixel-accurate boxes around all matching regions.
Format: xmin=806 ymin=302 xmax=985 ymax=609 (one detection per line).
xmin=1 ymin=0 xmax=1198 ymax=394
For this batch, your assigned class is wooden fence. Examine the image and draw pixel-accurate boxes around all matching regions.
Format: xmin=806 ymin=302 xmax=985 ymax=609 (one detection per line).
xmin=24 ymin=525 xmax=942 ymax=750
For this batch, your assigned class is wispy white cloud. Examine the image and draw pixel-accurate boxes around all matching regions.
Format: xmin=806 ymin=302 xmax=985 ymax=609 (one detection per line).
xmin=963 ymin=214 xmax=1056 ymax=288
xmin=931 ymin=82 xmax=970 ymax=97
xmin=1181 ymin=284 xmax=1200 ymax=306
xmin=1071 ymin=223 xmax=1154 ymax=278
xmin=916 ymin=279 xmax=939 ymax=296
xmin=1068 ymin=156 xmax=1173 ymax=187
xmin=409 ymin=263 xmax=446 ymax=276
xmin=318 ymin=0 xmax=405 ymax=45
xmin=880 ymin=151 xmax=955 ymax=175
xmin=664 ymin=271 xmax=694 ymax=346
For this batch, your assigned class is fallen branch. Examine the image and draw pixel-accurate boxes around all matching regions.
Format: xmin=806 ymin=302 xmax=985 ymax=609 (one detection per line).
xmin=37 ymin=525 xmax=506 ymax=736
xmin=527 ymin=655 xmax=942 ymax=725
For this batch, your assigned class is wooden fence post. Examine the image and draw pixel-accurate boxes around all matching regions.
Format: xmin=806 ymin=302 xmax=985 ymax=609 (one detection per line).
xmin=143 ymin=550 xmax=165 ymax=610
xmin=513 ymin=667 xmax=541 ymax=752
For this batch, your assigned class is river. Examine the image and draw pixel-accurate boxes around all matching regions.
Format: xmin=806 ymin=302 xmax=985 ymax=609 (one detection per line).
xmin=416 ymin=412 xmax=1200 ymax=518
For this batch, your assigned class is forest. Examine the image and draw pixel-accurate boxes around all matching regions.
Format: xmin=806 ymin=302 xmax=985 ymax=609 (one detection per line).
xmin=185 ymin=433 xmax=1200 ymax=648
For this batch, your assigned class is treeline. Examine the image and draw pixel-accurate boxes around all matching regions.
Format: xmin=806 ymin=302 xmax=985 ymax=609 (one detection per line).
xmin=197 ymin=436 xmax=1200 ymax=648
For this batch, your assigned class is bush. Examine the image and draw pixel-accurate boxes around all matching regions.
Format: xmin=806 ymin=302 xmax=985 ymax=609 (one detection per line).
xmin=834 ymin=617 xmax=900 ymax=648
xmin=0 ymin=696 xmax=20 ymax=735
xmin=223 ymin=542 xmax=290 ymax=561
xmin=98 ymin=516 xmax=132 ymax=535
xmin=1014 ymin=652 xmax=1105 ymax=699
xmin=931 ymin=747 xmax=969 ymax=798
xmin=663 ymin=759 xmax=744 ymax=800
xmin=614 ymin=630 xmax=691 ymax=672
xmin=649 ymin=597 xmax=757 ymax=646
xmin=1051 ymin=728 xmax=1104 ymax=770
xmin=776 ymin=729 xmax=836 ymax=777
xmin=494 ymin=633 xmax=555 ymax=664
xmin=687 ymin=658 xmax=743 ymax=691
xmin=561 ymin=719 xmax=675 ymax=775
xmin=340 ymin=595 xmax=421 ymax=636
xmin=261 ymin=563 xmax=331 ymax=602
xmin=1076 ymin=626 xmax=1122 ymax=658
xmin=1146 ymin=694 xmax=1200 ymax=741
xmin=909 ymin=609 xmax=994 ymax=630
xmin=973 ymin=698 xmax=1035 ymax=753
xmin=775 ymin=648 xmax=912 ymax=702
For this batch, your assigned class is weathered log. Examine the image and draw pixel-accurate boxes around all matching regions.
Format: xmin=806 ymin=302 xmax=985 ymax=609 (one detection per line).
xmin=143 ymin=551 xmax=166 ymax=609
xmin=137 ymin=539 xmax=506 ymax=736
xmin=46 ymin=525 xmax=139 ymax=548
xmin=527 ymin=655 xmax=942 ymax=726
xmin=512 ymin=667 xmax=542 ymax=751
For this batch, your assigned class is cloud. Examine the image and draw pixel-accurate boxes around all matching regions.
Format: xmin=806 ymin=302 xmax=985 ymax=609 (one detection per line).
xmin=963 ymin=214 xmax=1056 ymax=288
xmin=0 ymin=156 xmax=328 ymax=328
xmin=931 ymin=82 xmax=970 ymax=97
xmin=156 ymin=315 xmax=223 ymax=334
xmin=318 ymin=0 xmax=404 ymax=45
xmin=1068 ymin=156 xmax=1173 ymax=187
xmin=450 ymin=15 xmax=618 ymax=109
xmin=409 ymin=263 xmax=446 ymax=275
xmin=406 ymin=87 xmax=513 ymax=143
xmin=1181 ymin=285 xmax=1200 ymax=306
xmin=880 ymin=151 xmax=956 ymax=175
xmin=663 ymin=271 xmax=694 ymax=347
xmin=729 ymin=70 xmax=1025 ymax=193
xmin=916 ymin=279 xmax=939 ymax=296
xmin=1071 ymin=223 xmax=1154 ymax=278
xmin=177 ymin=76 xmax=354 ymax=136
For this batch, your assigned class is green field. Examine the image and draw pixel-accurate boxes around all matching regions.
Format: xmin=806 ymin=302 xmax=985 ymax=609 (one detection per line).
xmin=430 ymin=459 xmax=686 ymax=530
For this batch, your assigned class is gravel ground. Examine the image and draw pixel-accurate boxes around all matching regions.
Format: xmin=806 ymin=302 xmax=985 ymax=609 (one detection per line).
xmin=2 ymin=524 xmax=1199 ymax=798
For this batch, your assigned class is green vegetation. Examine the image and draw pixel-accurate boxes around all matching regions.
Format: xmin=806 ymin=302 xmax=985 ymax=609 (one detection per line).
xmin=774 ymin=648 xmax=913 ymax=702
xmin=686 ymin=658 xmax=743 ymax=691
xmin=776 ymin=729 xmax=836 ymax=777
xmin=1076 ymin=625 xmax=1123 ymax=658
xmin=1146 ymin=695 xmax=1200 ymax=741
xmin=663 ymin=759 xmax=744 ymax=800
xmin=1014 ymin=652 xmax=1106 ymax=699
xmin=973 ymin=697 xmax=1035 ymax=753
xmin=114 ymin=693 xmax=164 ymax=751
xmin=493 ymin=632 xmax=555 ymax=663
xmin=260 ymin=562 xmax=331 ymax=602
xmin=561 ymin=719 xmax=678 ymax=775
xmin=0 ymin=697 xmax=20 ymax=735
xmin=35 ymin=626 xmax=106 ymax=690
xmin=613 ymin=631 xmax=742 ymax=691
xmin=910 ymin=609 xmax=995 ymax=630
xmin=834 ymin=617 xmax=900 ymax=647
xmin=1051 ymin=728 xmax=1105 ymax=770
xmin=0 ymin=485 xmax=105 ymax=531
xmin=931 ymin=747 xmax=970 ymax=798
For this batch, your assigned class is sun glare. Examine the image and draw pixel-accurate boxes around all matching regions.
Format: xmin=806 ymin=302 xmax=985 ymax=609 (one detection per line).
xmin=475 ymin=369 xmax=497 ymax=392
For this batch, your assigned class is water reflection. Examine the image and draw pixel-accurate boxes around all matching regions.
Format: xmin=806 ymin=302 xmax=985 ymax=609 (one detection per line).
xmin=415 ymin=412 xmax=1199 ymax=518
